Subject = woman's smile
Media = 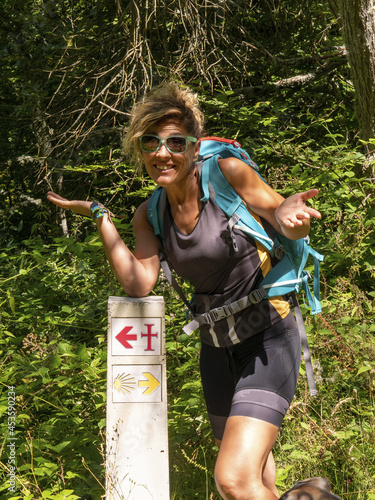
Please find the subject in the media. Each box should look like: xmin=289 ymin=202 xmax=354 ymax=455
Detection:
xmin=142 ymin=121 xmax=200 ymax=187
xmin=153 ymin=162 xmax=176 ymax=171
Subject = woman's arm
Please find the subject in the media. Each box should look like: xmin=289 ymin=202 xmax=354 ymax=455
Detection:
xmin=217 ymin=158 xmax=321 ymax=240
xmin=47 ymin=192 xmax=161 ymax=296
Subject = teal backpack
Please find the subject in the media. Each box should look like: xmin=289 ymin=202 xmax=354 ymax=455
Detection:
xmin=147 ymin=137 xmax=324 ymax=395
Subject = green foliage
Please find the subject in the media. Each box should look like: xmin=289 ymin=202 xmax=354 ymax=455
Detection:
xmin=1 ymin=0 xmax=375 ymax=498
xmin=274 ymin=297 xmax=375 ymax=498
xmin=165 ymin=294 xmax=218 ymax=498
xmin=0 ymin=235 xmax=116 ymax=498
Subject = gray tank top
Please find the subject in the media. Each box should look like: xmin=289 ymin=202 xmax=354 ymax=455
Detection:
xmin=163 ymin=188 xmax=290 ymax=347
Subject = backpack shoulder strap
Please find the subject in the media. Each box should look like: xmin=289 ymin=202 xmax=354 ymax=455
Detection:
xmin=200 ymin=155 xmax=275 ymax=254
xmin=159 ymin=252 xmax=194 ymax=313
xmin=199 ymin=137 xmax=259 ymax=171
xmin=147 ymin=186 xmax=167 ymax=246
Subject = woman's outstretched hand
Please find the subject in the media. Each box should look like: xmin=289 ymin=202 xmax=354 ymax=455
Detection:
xmin=275 ymin=189 xmax=321 ymax=229
xmin=47 ymin=191 xmax=92 ymax=218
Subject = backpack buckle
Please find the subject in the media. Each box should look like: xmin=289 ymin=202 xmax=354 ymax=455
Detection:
xmin=248 ymin=288 xmax=266 ymax=304
xmin=302 ymin=270 xmax=312 ymax=282
xmin=275 ymin=245 xmax=286 ymax=260
xmin=204 ymin=307 xmax=227 ymax=323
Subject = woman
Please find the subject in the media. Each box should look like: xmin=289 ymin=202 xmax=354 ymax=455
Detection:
xmin=48 ymin=82 xmax=321 ymax=500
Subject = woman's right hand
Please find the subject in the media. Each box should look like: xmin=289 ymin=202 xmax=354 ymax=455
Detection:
xmin=47 ymin=191 xmax=92 ymax=218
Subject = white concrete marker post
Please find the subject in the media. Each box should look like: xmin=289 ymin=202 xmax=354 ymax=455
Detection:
xmin=106 ymin=296 xmax=169 ymax=500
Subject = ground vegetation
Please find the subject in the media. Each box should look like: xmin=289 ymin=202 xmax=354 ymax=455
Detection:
xmin=0 ymin=1 xmax=374 ymax=498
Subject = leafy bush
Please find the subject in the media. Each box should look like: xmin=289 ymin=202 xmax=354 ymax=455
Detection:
xmin=1 ymin=9 xmax=375 ymax=495
xmin=0 ymin=235 xmax=113 ymax=499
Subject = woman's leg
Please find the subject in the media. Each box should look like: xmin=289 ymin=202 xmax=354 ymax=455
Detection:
xmin=215 ymin=436 xmax=278 ymax=498
xmin=200 ymin=319 xmax=301 ymax=499
xmin=215 ymin=416 xmax=279 ymax=500
xmin=263 ymin=450 xmax=278 ymax=497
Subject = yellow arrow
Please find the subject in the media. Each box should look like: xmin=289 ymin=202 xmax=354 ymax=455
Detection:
xmin=138 ymin=372 xmax=160 ymax=395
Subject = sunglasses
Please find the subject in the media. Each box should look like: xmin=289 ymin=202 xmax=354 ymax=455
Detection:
xmin=139 ymin=134 xmax=197 ymax=154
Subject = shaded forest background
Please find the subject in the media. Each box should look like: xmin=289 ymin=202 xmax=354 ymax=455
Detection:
xmin=0 ymin=0 xmax=374 ymax=498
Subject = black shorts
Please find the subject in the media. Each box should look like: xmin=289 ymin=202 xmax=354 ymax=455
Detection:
xmin=199 ymin=314 xmax=301 ymax=441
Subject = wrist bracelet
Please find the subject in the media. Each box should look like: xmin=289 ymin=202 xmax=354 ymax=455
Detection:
xmin=90 ymin=201 xmax=108 ymax=221
xmin=275 ymin=212 xmax=282 ymax=227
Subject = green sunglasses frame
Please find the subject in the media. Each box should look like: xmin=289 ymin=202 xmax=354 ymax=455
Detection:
xmin=139 ymin=134 xmax=197 ymax=154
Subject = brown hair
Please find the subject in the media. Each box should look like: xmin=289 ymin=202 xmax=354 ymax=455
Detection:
xmin=122 ymin=82 xmax=205 ymax=169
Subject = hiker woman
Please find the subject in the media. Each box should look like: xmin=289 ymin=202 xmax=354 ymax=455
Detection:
xmin=47 ymin=82 xmax=321 ymax=500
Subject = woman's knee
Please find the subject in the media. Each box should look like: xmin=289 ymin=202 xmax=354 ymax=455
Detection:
xmin=214 ymin=464 xmax=262 ymax=500
xmin=214 ymin=416 xmax=279 ymax=499
xmin=215 ymin=466 xmax=243 ymax=500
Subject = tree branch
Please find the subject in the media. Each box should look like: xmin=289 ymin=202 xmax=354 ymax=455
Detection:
xmin=232 ymin=58 xmax=347 ymax=98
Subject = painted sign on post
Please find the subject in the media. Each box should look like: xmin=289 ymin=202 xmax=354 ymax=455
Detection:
xmin=111 ymin=317 xmax=162 ymax=355
xmin=112 ymin=365 xmax=161 ymax=403
xmin=106 ymin=296 xmax=169 ymax=500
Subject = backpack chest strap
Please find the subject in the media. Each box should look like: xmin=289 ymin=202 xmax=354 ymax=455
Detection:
xmin=182 ymin=275 xmax=306 ymax=336
xmin=182 ymin=287 xmax=268 ymax=335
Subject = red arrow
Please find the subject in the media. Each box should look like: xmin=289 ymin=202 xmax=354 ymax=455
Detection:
xmin=115 ymin=326 xmax=137 ymax=349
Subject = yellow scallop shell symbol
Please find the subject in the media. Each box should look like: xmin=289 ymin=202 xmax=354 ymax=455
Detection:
xmin=114 ymin=373 xmax=136 ymax=395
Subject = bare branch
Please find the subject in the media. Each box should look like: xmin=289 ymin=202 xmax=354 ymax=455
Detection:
xmin=232 ymin=58 xmax=347 ymax=98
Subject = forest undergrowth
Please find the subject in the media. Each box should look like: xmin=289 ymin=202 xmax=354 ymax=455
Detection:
xmin=1 ymin=26 xmax=375 ymax=496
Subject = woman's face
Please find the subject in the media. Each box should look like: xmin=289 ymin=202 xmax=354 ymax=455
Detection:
xmin=141 ymin=120 xmax=200 ymax=188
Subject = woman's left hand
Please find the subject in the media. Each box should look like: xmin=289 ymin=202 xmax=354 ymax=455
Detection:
xmin=275 ymin=189 xmax=321 ymax=229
